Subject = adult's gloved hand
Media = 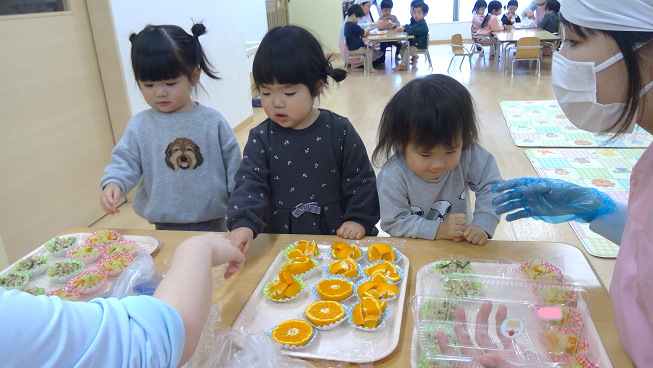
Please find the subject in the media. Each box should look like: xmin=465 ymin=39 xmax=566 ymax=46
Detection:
xmin=491 ymin=178 xmax=616 ymax=223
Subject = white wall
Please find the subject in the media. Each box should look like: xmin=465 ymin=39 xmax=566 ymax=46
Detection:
xmin=241 ymin=0 xmax=268 ymax=43
xmin=428 ymin=21 xmax=473 ymax=41
xmin=289 ymin=0 xmax=342 ymax=54
xmin=109 ymin=0 xmax=253 ymax=128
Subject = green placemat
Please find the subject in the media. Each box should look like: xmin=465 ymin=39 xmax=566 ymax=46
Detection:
xmin=501 ymin=100 xmax=652 ymax=148
xmin=525 ymin=148 xmax=645 ymax=258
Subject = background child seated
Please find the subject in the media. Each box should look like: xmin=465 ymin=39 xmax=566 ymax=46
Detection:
xmin=344 ymin=5 xmax=384 ymax=72
xmin=393 ymin=1 xmax=429 ymax=71
xmin=472 ymin=0 xmax=487 ymax=33
xmin=378 ymin=0 xmax=402 ymax=60
xmin=519 ymin=8 xmax=537 ymax=27
xmin=537 ymin=0 xmax=560 ymax=33
xmin=476 ymin=0 xmax=505 ymax=60
xmin=501 ymin=0 xmax=521 ymax=26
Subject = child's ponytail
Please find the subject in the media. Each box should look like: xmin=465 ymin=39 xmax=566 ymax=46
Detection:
xmin=190 ymin=22 xmax=220 ymax=80
xmin=327 ymin=64 xmax=348 ymax=83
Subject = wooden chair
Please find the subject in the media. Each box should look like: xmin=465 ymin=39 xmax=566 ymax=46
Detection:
xmin=409 ymin=34 xmax=433 ymax=70
xmin=344 ymin=38 xmax=369 ymax=73
xmin=506 ymin=36 xmax=542 ymax=78
xmin=447 ymin=33 xmax=486 ymax=72
xmin=471 ymin=25 xmax=498 ymax=59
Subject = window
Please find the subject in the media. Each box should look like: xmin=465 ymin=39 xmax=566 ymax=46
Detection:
xmin=0 ymin=0 xmax=68 ymax=16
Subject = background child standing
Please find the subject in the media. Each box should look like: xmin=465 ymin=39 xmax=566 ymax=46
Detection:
xmin=100 ymin=24 xmax=241 ymax=232
xmin=227 ymin=25 xmax=380 ymax=255
xmin=374 ymin=75 xmax=502 ymax=245
xmin=393 ymin=1 xmax=429 ymax=71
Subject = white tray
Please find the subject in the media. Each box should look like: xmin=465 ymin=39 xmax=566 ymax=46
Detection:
xmin=409 ymin=261 xmax=612 ymax=368
xmin=232 ymin=239 xmax=410 ymax=364
xmin=2 ymin=232 xmax=161 ymax=302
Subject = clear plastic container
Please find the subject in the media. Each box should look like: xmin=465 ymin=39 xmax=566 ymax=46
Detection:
xmin=410 ymin=273 xmax=592 ymax=367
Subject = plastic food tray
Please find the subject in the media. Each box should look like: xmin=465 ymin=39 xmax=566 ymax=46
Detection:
xmin=409 ymin=260 xmax=612 ymax=368
xmin=2 ymin=232 xmax=161 ymax=302
xmin=231 ymin=240 xmax=410 ymax=364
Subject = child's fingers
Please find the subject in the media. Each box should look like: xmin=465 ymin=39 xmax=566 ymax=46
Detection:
xmin=355 ymin=230 xmax=364 ymax=240
xmin=478 ymin=237 xmax=488 ymax=246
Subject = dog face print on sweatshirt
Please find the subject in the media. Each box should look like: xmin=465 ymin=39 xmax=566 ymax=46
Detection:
xmin=165 ymin=137 xmax=204 ymax=170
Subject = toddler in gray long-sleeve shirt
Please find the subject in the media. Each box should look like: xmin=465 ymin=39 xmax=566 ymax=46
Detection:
xmin=373 ymin=74 xmax=502 ymax=245
xmin=99 ymin=24 xmax=241 ymax=231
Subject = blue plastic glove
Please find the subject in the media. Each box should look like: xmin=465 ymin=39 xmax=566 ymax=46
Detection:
xmin=491 ymin=177 xmax=616 ymax=223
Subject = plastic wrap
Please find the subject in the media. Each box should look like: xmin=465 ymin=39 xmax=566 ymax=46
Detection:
xmin=102 ymin=254 xmax=163 ymax=299
xmin=230 ymin=239 xmax=410 ymax=365
xmin=410 ymin=256 xmax=605 ymax=368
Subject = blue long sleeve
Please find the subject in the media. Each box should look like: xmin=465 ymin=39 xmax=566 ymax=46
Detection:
xmin=0 ymin=289 xmax=184 ymax=368
xmin=589 ymin=201 xmax=627 ymax=245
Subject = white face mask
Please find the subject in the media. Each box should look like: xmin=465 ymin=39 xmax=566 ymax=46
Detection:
xmin=552 ymin=50 xmax=653 ymax=134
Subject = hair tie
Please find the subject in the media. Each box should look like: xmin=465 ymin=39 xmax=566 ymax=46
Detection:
xmin=129 ymin=33 xmax=137 ymax=43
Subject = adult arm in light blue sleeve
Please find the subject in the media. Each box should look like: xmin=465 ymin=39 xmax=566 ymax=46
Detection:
xmin=99 ymin=124 xmax=143 ymax=194
xmin=589 ymin=201 xmax=627 ymax=245
xmin=0 ymin=289 xmax=184 ymax=368
xmin=378 ymin=169 xmax=442 ymax=240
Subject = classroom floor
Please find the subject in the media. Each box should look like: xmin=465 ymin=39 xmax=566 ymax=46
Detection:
xmin=93 ymin=44 xmax=617 ymax=290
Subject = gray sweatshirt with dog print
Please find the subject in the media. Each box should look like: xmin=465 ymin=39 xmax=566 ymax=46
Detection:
xmin=376 ymin=143 xmax=502 ymax=240
xmin=100 ymin=104 xmax=241 ymax=223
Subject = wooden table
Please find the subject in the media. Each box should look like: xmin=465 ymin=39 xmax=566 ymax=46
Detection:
xmin=362 ymin=31 xmax=414 ymax=74
xmin=492 ymin=28 xmax=561 ymax=72
xmin=63 ymin=228 xmax=633 ymax=367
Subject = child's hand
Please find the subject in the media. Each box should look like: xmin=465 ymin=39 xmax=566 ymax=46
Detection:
xmin=228 ymin=227 xmax=254 ymax=255
xmin=396 ymin=26 xmax=404 ymax=32
xmin=100 ymin=183 xmax=122 ymax=215
xmin=336 ymin=221 xmax=365 ymax=240
xmin=364 ymin=27 xmax=371 ymax=36
xmin=463 ymin=224 xmax=489 ymax=246
xmin=435 ymin=213 xmax=466 ymax=241
xmin=186 ymin=233 xmax=245 ymax=279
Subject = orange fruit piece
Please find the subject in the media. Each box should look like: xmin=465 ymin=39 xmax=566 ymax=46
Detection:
xmin=335 ymin=247 xmax=355 ymax=260
xmin=351 ymin=244 xmax=362 ymax=259
xmin=284 ymin=256 xmax=314 ymax=275
xmin=341 ymin=267 xmax=358 ymax=278
xmin=357 ymin=280 xmax=380 ymax=298
xmin=283 ymin=282 xmax=302 ymax=298
xmin=374 ymin=243 xmax=393 ymax=255
xmin=382 ymin=249 xmax=396 ymax=261
xmin=296 ymin=240 xmax=319 ymax=257
xmin=279 ymin=271 xmax=295 ymax=284
xmin=363 ymin=314 xmax=380 ymax=329
xmin=305 ymin=301 xmax=345 ymax=326
xmin=372 ymin=273 xmax=389 ymax=285
xmin=271 ymin=320 xmax=314 ymax=347
xmin=352 ymin=303 xmax=364 ymax=325
xmin=386 ymin=270 xmax=401 ymax=282
xmin=331 ymin=241 xmax=349 ymax=250
xmin=316 ymin=278 xmax=353 ymax=301
xmin=328 ymin=259 xmax=349 ymax=274
xmin=269 ymin=281 xmax=289 ymax=300
xmin=352 ymin=297 xmax=385 ymax=328
xmin=367 ymin=247 xmax=382 ymax=262
xmin=287 ymin=249 xmax=304 ymax=260
xmin=376 ymin=283 xmax=399 ymax=299
xmin=365 ymin=263 xmax=388 ymax=277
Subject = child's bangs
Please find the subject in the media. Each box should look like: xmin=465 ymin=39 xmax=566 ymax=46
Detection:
xmin=131 ymin=36 xmax=189 ymax=82
xmin=253 ymin=27 xmax=322 ymax=94
xmin=406 ymin=103 xmax=463 ymax=152
xmin=253 ymin=45 xmax=312 ymax=89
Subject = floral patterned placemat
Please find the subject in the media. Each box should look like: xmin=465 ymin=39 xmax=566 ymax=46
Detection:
xmin=501 ymin=100 xmax=652 ymax=148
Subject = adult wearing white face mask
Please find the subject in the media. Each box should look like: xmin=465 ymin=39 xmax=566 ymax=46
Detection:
xmin=488 ymin=0 xmax=653 ymax=367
